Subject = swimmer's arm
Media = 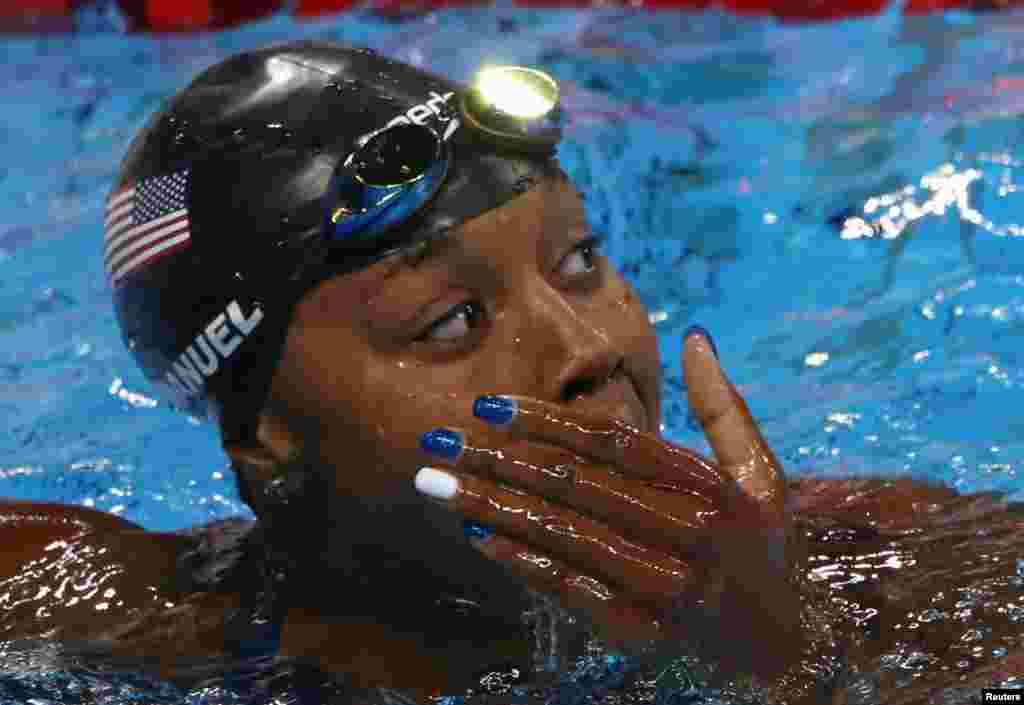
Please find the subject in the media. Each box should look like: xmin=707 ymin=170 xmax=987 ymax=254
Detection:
xmin=788 ymin=475 xmax=1023 ymax=703
xmin=789 ymin=475 xmax=1007 ymax=527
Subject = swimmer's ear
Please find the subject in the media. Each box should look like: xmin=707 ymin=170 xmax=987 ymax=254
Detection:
xmin=224 ymin=411 xmax=301 ymax=467
xmin=224 ymin=444 xmax=279 ymax=482
xmin=224 ymin=412 xmax=304 ymax=513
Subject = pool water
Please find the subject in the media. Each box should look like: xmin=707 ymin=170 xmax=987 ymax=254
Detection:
xmin=2 ymin=2 xmax=1024 ymax=703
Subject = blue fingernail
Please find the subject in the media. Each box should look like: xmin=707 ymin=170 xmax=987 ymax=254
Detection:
xmin=463 ymin=520 xmax=494 ymax=542
xmin=684 ymin=324 xmax=719 ymax=360
xmin=473 ymin=395 xmax=518 ymax=426
xmin=420 ymin=428 xmax=464 ymax=460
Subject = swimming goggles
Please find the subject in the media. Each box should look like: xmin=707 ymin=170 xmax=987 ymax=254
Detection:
xmin=322 ymin=65 xmax=563 ymax=249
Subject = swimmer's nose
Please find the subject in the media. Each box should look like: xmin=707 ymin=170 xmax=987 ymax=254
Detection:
xmin=556 ymin=351 xmax=623 ymax=405
xmin=519 ymin=276 xmax=623 ymax=406
xmin=560 ymin=357 xmax=623 ymax=403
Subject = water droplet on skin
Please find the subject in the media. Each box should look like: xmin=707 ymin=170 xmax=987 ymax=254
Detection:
xmin=960 ymin=628 xmax=984 ymax=643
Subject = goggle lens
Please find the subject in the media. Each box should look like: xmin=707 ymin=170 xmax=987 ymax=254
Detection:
xmin=328 ymin=122 xmax=449 ymax=242
xmin=351 ymin=123 xmax=440 ymax=188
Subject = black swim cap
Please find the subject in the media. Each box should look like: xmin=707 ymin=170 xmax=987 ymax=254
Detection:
xmin=107 ymin=40 xmax=562 ymax=443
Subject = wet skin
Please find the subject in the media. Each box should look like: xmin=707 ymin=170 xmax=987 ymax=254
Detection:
xmin=1 ymin=174 xmax=1022 ymax=701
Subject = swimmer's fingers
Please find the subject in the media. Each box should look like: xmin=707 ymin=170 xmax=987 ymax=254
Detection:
xmin=415 ymin=468 xmax=695 ymax=606
xmin=681 ymin=328 xmax=787 ymax=520
xmin=469 ymin=396 xmax=732 ymax=504
xmin=468 ymin=532 xmax=664 ymax=652
xmin=435 ymin=439 xmax=711 ymax=559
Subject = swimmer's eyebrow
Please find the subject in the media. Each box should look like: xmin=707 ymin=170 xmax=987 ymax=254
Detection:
xmin=378 ymin=172 xmax=576 ymax=281
xmin=403 ymin=233 xmax=456 ymax=268
xmin=379 ymin=232 xmax=457 ymax=281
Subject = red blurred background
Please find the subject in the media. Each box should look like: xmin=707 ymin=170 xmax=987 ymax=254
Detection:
xmin=1 ymin=0 xmax=1019 ymax=35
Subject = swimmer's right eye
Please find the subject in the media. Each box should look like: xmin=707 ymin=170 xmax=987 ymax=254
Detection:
xmin=416 ymin=300 xmax=487 ymax=343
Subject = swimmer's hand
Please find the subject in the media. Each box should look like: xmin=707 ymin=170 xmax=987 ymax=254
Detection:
xmin=413 ymin=329 xmax=803 ymax=681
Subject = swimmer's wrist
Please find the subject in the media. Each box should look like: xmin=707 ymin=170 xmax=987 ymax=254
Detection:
xmin=687 ymin=538 xmax=805 ymax=681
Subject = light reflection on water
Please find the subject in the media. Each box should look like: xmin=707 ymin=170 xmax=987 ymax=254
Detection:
xmin=1 ymin=3 xmax=1024 ymax=704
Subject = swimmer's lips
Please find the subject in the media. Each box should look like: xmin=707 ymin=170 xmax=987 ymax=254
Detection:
xmin=569 ymin=375 xmax=649 ymax=434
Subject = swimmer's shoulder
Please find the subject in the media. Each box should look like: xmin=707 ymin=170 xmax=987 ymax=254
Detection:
xmin=0 ymin=497 xmax=185 ymax=589
xmin=0 ymin=499 xmax=228 ymax=640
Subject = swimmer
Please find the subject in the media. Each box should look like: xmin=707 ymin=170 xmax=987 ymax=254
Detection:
xmin=2 ymin=41 xmax=1022 ymax=704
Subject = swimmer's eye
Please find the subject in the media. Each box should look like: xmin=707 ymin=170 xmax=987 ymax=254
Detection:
xmin=557 ymin=234 xmax=605 ymax=280
xmin=416 ymin=235 xmax=606 ymax=344
xmin=418 ymin=300 xmax=486 ymax=343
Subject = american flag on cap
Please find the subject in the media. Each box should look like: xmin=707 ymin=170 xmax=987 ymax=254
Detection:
xmin=104 ymin=170 xmax=191 ymax=286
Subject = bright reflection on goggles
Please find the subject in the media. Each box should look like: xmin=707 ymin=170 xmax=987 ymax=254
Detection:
xmin=473 ymin=66 xmax=558 ymax=120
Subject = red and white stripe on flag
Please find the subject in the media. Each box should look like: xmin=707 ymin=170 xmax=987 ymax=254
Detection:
xmin=104 ymin=170 xmax=191 ymax=286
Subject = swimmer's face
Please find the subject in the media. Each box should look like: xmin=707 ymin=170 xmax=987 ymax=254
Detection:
xmin=264 ymin=174 xmax=662 ymax=506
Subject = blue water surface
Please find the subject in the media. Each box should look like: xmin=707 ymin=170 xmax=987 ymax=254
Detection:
xmin=2 ymin=2 xmax=1024 ymax=703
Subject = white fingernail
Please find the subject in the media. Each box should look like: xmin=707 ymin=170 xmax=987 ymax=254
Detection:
xmin=414 ymin=467 xmax=459 ymax=501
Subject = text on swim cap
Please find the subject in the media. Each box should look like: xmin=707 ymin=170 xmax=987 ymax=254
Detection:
xmin=386 ymin=91 xmax=456 ymax=130
xmin=164 ymin=300 xmax=263 ymax=397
